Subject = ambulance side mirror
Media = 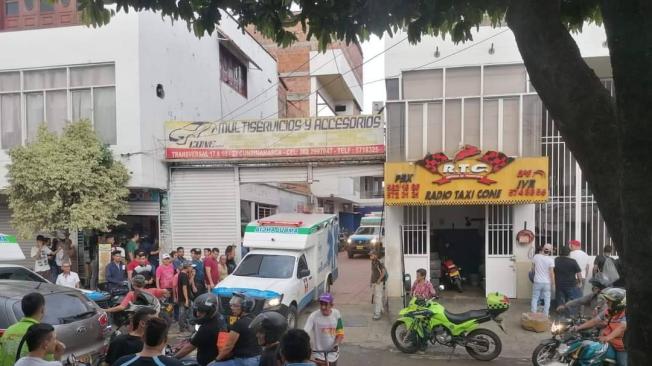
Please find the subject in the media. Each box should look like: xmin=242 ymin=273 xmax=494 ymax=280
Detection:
xmin=299 ymin=268 xmax=311 ymax=278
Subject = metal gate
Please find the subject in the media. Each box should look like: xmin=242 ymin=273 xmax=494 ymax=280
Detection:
xmin=485 ymin=205 xmax=516 ymax=297
xmin=536 ymin=108 xmax=614 ymax=256
xmin=401 ymin=206 xmax=429 ymax=283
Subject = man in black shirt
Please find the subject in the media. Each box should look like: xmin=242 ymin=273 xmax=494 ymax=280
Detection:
xmin=175 ymin=293 xmax=226 ymax=366
xmin=554 ymin=246 xmax=582 ymax=311
xmin=250 ymin=311 xmax=287 ymax=366
xmin=114 ymin=317 xmax=182 ymax=366
xmin=177 ymin=262 xmax=193 ymax=332
xmin=215 ymin=294 xmax=261 ymax=364
xmin=104 ymin=307 xmax=157 ymax=365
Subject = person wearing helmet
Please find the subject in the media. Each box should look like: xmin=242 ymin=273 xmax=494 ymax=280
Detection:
xmin=250 ymin=311 xmax=287 ymax=366
xmin=211 ymin=293 xmax=261 ymax=365
xmin=556 ymin=273 xmax=610 ymax=317
xmin=303 ymin=293 xmax=343 ymax=366
xmin=572 ymin=288 xmax=627 ymax=366
xmin=174 ymin=293 xmax=226 ymax=366
xmin=106 ymin=275 xmax=168 ymax=313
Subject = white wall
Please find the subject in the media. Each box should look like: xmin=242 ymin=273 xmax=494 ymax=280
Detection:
xmin=0 ymin=12 xmax=142 ymax=188
xmin=240 ymin=183 xmax=309 ymax=212
xmin=310 ymin=49 xmax=363 ymax=107
xmin=0 ymin=10 xmax=278 ymax=191
xmin=384 ymin=24 xmax=609 ymax=79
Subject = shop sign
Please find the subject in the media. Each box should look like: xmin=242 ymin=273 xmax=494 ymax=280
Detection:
xmin=127 ymin=189 xmax=159 ymax=202
xmin=385 ymin=145 xmax=549 ymax=205
xmin=164 ymin=115 xmax=385 ymax=161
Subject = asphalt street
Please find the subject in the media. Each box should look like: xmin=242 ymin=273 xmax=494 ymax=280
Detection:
xmin=339 ymin=345 xmax=532 ymax=366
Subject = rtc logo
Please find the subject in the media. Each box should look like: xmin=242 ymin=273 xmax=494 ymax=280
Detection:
xmin=416 ymin=145 xmax=515 ymax=185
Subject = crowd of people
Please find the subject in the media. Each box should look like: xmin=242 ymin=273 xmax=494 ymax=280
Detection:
xmin=529 ymin=239 xmax=627 ymax=365
xmin=30 ymin=235 xmax=77 ymax=287
xmin=0 ymin=290 xmax=344 ymax=366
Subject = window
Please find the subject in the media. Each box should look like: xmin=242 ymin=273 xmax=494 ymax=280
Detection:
xmin=255 ymin=203 xmax=276 ymax=220
xmin=234 ymin=254 xmax=295 ymax=279
xmin=24 ymin=0 xmax=34 ymax=10
xmin=0 ymin=64 xmax=116 ymax=147
xmin=220 ymin=44 xmax=247 ymax=97
xmin=385 ymin=78 xmax=399 ymax=100
xmin=12 ymin=293 xmax=95 ymax=325
xmin=39 ymin=0 xmax=53 ymax=12
xmin=5 ymin=0 xmax=19 ymax=15
xmin=297 ymin=255 xmax=308 ymax=278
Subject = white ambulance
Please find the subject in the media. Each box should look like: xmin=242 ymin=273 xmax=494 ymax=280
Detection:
xmin=214 ymin=213 xmax=339 ymax=327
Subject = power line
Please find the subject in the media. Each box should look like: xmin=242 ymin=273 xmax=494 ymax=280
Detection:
xmin=217 ymin=49 xmax=321 ymax=122
xmin=222 ymin=36 xmax=408 ymax=122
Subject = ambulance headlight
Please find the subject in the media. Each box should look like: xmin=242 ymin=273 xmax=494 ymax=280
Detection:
xmin=347 ymin=238 xmax=352 ymax=244
xmin=371 ymin=238 xmax=379 ymax=245
xmin=264 ymin=295 xmax=283 ymax=308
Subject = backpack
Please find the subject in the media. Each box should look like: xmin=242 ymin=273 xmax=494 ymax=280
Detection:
xmin=375 ymin=261 xmax=388 ymax=283
xmin=602 ymin=257 xmax=620 ymax=285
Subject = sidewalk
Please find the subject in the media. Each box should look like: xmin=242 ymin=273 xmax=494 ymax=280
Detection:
xmin=299 ymin=291 xmax=550 ymax=360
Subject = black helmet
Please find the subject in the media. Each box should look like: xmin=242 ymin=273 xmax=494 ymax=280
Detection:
xmin=250 ymin=311 xmax=288 ymax=344
xmin=192 ymin=293 xmax=219 ymax=325
xmin=589 ymin=273 xmax=610 ymax=290
xmin=601 ymin=288 xmax=626 ymax=315
xmin=126 ymin=289 xmax=161 ymax=314
xmin=230 ymin=293 xmax=255 ymax=314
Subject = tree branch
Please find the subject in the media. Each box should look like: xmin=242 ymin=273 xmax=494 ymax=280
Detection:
xmin=506 ymin=0 xmax=623 ymax=248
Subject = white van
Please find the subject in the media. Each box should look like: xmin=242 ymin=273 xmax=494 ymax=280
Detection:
xmin=214 ymin=213 xmax=339 ymax=327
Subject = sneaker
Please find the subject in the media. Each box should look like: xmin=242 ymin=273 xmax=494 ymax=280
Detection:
xmin=372 ymin=315 xmax=381 ymax=320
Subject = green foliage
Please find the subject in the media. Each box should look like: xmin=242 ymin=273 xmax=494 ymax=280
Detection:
xmin=7 ymin=121 xmax=130 ymax=239
xmin=77 ymin=0 xmax=601 ymax=48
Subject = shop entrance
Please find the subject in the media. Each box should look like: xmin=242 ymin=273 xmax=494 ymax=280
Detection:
xmin=401 ymin=205 xmax=516 ymax=298
xmin=430 ymin=206 xmax=485 ymax=297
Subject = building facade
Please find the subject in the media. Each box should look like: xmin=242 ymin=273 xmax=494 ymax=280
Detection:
xmin=0 ymin=5 xmax=278 ymax=271
xmin=382 ymin=24 xmax=614 ymax=298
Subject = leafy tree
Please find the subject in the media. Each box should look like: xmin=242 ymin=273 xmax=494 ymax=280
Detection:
xmin=78 ymin=0 xmax=651 ymax=362
xmin=7 ymin=121 xmax=130 ymax=238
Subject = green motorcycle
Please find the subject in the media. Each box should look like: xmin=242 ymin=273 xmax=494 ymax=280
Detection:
xmin=391 ymin=292 xmax=510 ymax=361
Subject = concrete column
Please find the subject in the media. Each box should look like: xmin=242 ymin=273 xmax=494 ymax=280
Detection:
xmin=512 ymin=204 xmax=535 ymax=299
xmin=385 ymin=205 xmax=404 ymax=297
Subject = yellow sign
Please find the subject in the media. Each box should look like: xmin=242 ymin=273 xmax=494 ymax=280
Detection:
xmin=165 ymin=115 xmax=385 ymax=161
xmin=385 ymin=146 xmax=549 ymax=206
xmin=97 ymin=244 xmax=112 ymax=283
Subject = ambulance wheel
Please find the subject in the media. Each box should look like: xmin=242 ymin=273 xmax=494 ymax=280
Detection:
xmin=326 ymin=275 xmax=333 ymax=293
xmin=287 ymin=304 xmax=298 ymax=329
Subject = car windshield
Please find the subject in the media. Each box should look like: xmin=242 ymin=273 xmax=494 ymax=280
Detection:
xmin=0 ymin=268 xmax=47 ymax=282
xmin=234 ymin=254 xmax=295 ymax=279
xmin=12 ymin=292 xmax=95 ymax=325
xmin=355 ymin=226 xmax=379 ymax=235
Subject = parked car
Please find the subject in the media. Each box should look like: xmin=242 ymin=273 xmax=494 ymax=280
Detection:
xmin=0 ymin=264 xmax=112 ymax=307
xmin=0 ymin=280 xmax=111 ymax=364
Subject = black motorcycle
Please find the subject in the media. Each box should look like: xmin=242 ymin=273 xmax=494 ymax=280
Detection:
xmin=531 ymin=316 xmax=599 ymax=366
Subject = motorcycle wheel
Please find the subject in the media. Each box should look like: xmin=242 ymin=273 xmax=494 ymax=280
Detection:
xmin=532 ymin=342 xmax=561 ymax=366
xmin=391 ymin=320 xmax=420 ymax=354
xmin=454 ymin=278 xmax=463 ymax=292
xmin=465 ymin=328 xmax=502 ymax=361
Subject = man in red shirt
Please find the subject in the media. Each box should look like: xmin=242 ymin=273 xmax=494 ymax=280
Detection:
xmin=105 ymin=275 xmax=168 ymax=313
xmin=203 ymin=249 xmax=220 ymax=290
xmin=128 ymin=251 xmax=153 ymax=286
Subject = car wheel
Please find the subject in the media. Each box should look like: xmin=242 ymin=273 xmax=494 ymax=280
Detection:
xmin=347 ymin=250 xmax=354 ymax=259
xmin=287 ymin=304 xmax=298 ymax=329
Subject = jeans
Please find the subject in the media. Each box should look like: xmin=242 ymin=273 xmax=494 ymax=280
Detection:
xmin=372 ymin=283 xmax=384 ymax=317
xmin=556 ymin=286 xmax=582 ymax=313
xmin=616 ymin=350 xmax=627 ymax=366
xmin=531 ymin=282 xmax=552 ymax=315
xmin=208 ymin=356 xmax=261 ymax=366
xmin=178 ymin=303 xmax=190 ymax=331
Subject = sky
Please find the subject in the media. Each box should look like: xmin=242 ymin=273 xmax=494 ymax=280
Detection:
xmin=361 ymin=35 xmax=386 ymax=114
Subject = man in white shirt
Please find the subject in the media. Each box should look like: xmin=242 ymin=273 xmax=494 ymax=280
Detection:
xmin=55 ymin=263 xmax=80 ymax=289
xmin=531 ymin=243 xmax=555 ymax=316
xmin=569 ymin=240 xmax=590 ymax=288
xmin=30 ymin=236 xmax=52 ymax=282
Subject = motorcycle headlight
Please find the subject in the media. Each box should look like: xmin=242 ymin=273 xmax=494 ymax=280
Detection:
xmin=264 ymin=295 xmax=283 ymax=308
xmin=551 ymin=322 xmax=565 ymax=334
